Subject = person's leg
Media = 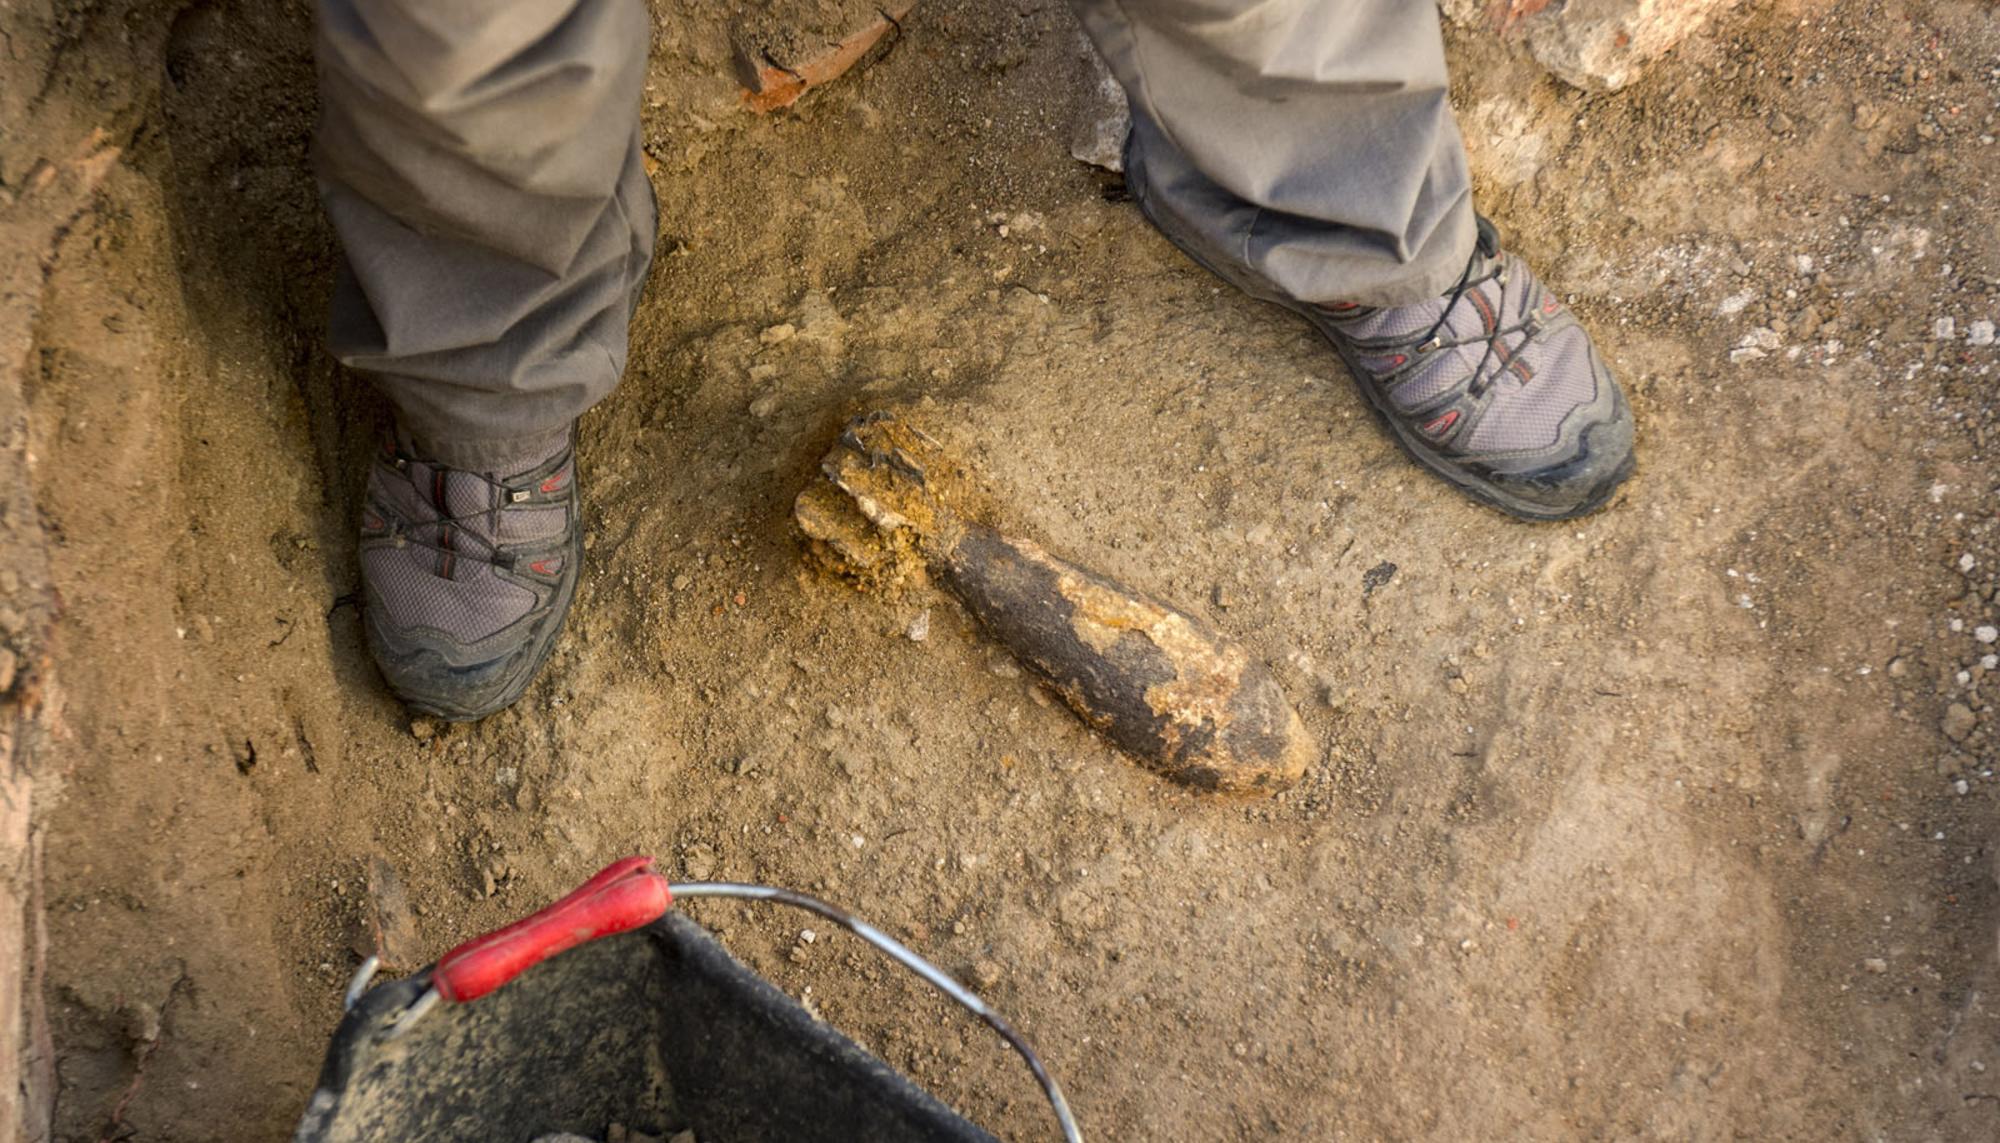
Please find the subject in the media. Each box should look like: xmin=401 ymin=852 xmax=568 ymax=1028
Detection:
xmin=314 ymin=0 xmax=655 ymax=719
xmin=1074 ymin=0 xmax=1635 ymax=519
xmin=1072 ymin=0 xmax=1475 ymax=307
xmin=316 ymin=0 xmax=655 ymax=469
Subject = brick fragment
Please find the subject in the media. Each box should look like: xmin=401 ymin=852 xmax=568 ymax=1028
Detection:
xmin=736 ymin=2 xmax=918 ymax=114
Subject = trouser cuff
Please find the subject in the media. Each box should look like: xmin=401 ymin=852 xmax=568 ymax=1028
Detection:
xmin=402 ymin=420 xmax=574 ymax=475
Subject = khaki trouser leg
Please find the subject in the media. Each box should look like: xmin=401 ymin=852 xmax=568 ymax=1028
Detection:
xmin=1071 ymin=0 xmax=1476 ymax=307
xmin=314 ymin=0 xmax=656 ymax=470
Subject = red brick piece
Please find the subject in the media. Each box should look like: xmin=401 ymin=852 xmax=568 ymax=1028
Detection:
xmin=738 ymin=2 xmax=918 ymax=114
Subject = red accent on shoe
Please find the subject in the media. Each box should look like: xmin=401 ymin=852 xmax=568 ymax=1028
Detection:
xmin=1543 ymin=297 xmax=1561 ymax=315
xmin=1423 ymin=410 xmax=1460 ymax=437
xmin=362 ymin=511 xmax=385 ymax=532
xmin=529 ymin=559 xmax=558 ymax=576
xmin=539 ymin=471 xmax=568 ymax=494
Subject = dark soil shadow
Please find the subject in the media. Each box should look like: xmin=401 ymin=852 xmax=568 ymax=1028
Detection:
xmin=158 ymin=0 xmax=381 ymax=693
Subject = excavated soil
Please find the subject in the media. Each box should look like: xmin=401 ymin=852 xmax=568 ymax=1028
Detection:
xmin=13 ymin=0 xmax=2000 ymax=1139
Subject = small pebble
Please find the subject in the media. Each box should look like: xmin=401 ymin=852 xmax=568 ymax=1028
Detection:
xmin=799 ymin=928 xmax=817 ymax=944
xmin=1955 ymin=779 xmax=1971 ymax=795
xmin=1943 ymin=702 xmax=1978 ymax=742
xmin=1717 ymin=290 xmax=1755 ymax=317
xmin=971 ymin=958 xmax=1002 ymax=989
xmin=759 ymin=323 xmax=795 ymax=345
xmin=1977 ymin=626 xmax=1998 ymax=645
xmin=1934 ymin=317 xmax=1957 ymax=340
xmin=1970 ymin=320 xmax=1996 ymax=347
xmin=906 ymin=610 xmax=931 ymax=642
xmin=1863 ymin=958 xmax=1888 ymax=974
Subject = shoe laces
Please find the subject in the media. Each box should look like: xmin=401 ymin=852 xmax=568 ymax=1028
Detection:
xmin=379 ymin=452 xmax=544 ymax=575
xmin=1407 ymin=217 xmax=1542 ymax=399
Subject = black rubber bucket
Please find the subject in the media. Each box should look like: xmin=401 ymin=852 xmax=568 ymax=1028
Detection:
xmin=291 ymin=859 xmax=1075 ymax=1143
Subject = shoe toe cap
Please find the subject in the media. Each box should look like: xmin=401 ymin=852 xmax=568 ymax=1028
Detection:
xmin=362 ymin=601 xmax=561 ymax=721
xmin=1480 ymin=386 xmax=1636 ymax=519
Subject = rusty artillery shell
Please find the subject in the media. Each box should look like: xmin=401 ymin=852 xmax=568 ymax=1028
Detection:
xmin=795 ymin=411 xmax=1311 ymax=794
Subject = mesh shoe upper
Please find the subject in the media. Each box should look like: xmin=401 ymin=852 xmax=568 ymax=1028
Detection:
xmin=1316 ymin=220 xmax=1599 ymax=454
xmin=359 ymin=430 xmax=581 ymax=718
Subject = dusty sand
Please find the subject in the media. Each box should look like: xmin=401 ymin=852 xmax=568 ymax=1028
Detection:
xmin=12 ymin=0 xmax=2000 ymax=1138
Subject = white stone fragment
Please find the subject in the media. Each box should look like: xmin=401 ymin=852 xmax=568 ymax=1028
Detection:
xmin=1717 ymin=290 xmax=1755 ymax=316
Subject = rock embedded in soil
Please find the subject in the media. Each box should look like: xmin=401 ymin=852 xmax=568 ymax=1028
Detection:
xmin=1069 ymin=33 xmax=1129 ymax=172
xmin=364 ymin=857 xmax=424 ymax=971
xmin=795 ymin=411 xmax=1313 ymax=794
xmin=1445 ymin=0 xmax=1741 ymax=91
xmin=1942 ymin=702 xmax=1977 ymax=742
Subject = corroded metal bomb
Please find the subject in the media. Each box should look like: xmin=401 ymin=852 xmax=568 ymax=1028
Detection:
xmin=795 ymin=411 xmax=1312 ymax=794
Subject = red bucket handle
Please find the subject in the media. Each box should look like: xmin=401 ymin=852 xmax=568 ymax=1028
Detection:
xmin=431 ymin=855 xmax=673 ymax=1003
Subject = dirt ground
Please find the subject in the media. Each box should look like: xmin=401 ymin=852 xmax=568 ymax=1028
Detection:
xmin=12 ymin=0 xmax=2000 ymax=1138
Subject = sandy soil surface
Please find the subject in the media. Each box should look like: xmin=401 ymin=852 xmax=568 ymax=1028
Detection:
xmin=14 ymin=0 xmax=2000 ymax=1139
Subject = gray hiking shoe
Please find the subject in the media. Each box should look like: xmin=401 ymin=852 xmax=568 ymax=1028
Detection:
xmin=358 ymin=429 xmax=582 ymax=721
xmin=1295 ymin=216 xmax=1634 ymax=520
